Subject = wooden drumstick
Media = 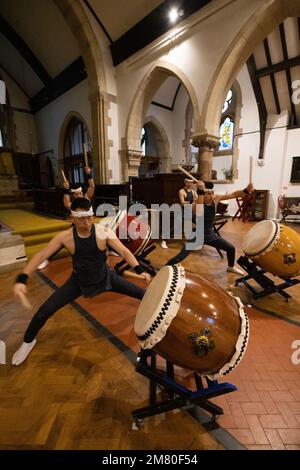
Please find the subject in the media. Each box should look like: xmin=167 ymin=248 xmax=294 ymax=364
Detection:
xmin=19 ymin=292 xmax=32 ymax=310
xmin=122 ymin=269 xmax=146 ymax=281
xmin=83 ymin=143 xmax=88 ymax=167
xmin=177 ymin=165 xmax=198 ymax=183
xmin=61 ymin=169 xmax=67 ymax=182
xmin=249 ymin=156 xmax=253 ymax=184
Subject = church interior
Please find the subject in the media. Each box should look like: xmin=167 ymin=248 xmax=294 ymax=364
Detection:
xmin=1 ymin=0 xmax=300 ymax=451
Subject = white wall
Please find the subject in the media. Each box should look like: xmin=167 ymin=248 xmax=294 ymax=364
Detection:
xmin=116 ymin=0 xmax=262 ymax=145
xmin=35 ymin=79 xmax=91 ymax=186
xmin=213 ymin=63 xmax=300 ymax=220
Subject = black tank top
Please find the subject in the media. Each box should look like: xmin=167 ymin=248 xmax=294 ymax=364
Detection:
xmin=184 ymin=189 xmax=194 ymax=203
xmin=204 ymin=203 xmax=215 ymax=239
xmin=72 ymin=224 xmax=111 ymax=297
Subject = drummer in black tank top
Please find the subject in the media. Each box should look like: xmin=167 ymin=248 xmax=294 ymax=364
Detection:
xmin=166 ymin=180 xmax=254 ymax=275
xmin=12 ymin=197 xmax=151 ymax=366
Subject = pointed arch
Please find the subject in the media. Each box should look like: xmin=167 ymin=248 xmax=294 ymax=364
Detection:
xmin=201 ymin=0 xmax=298 ymax=137
xmin=125 ymin=60 xmax=200 ymax=153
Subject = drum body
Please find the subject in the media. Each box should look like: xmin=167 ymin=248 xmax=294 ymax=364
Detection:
xmin=98 ymin=210 xmax=152 ymax=256
xmin=242 ymin=220 xmax=300 ymax=277
xmin=134 ymin=265 xmax=249 ymax=379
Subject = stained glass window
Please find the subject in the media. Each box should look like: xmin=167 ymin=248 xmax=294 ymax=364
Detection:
xmin=219 ymin=117 xmax=234 ymax=150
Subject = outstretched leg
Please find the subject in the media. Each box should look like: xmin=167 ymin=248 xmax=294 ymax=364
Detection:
xmin=109 ymin=270 xmax=145 ymax=300
xmin=12 ymin=274 xmax=81 ymax=365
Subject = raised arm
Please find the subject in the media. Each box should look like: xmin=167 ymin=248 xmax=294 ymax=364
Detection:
xmin=63 ymin=179 xmax=72 ymax=210
xmin=14 ymin=232 xmax=66 ymax=308
xmin=85 ymin=167 xmax=95 ymax=200
xmin=214 ymin=183 xmax=254 ymax=204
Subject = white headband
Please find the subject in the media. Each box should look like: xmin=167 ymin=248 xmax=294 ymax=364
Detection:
xmin=71 ymin=187 xmax=82 ymax=194
xmin=71 ymin=208 xmax=94 ymax=218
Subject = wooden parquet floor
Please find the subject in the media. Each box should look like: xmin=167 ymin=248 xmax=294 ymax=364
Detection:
xmin=1 ymin=219 xmax=300 ymax=450
xmin=0 ymin=270 xmax=223 ymax=450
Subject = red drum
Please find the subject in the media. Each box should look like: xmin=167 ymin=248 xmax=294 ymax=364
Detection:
xmin=134 ymin=265 xmax=249 ymax=379
xmin=108 ymin=210 xmax=152 ymax=256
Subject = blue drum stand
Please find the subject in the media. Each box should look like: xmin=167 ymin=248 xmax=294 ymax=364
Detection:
xmin=236 ymin=255 xmax=300 ymax=301
xmin=132 ymin=349 xmax=237 ymax=430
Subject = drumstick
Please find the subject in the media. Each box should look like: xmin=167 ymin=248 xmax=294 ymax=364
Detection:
xmin=83 ymin=143 xmax=88 ymax=167
xmin=122 ymin=270 xmax=145 ymax=281
xmin=177 ymin=165 xmax=198 ymax=183
xmin=61 ymin=169 xmax=67 ymax=182
xmin=249 ymin=156 xmax=253 ymax=184
xmin=19 ymin=292 xmax=32 ymax=310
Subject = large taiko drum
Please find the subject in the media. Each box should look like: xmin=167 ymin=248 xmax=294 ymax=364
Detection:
xmin=242 ymin=220 xmax=300 ymax=277
xmin=99 ymin=210 xmax=153 ymax=257
xmin=134 ymin=265 xmax=249 ymax=379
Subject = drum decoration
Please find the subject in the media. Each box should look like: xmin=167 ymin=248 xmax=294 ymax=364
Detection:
xmin=242 ymin=220 xmax=300 ymax=278
xmin=134 ymin=265 xmax=249 ymax=379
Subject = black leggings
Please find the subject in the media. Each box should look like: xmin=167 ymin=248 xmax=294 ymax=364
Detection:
xmin=24 ymin=270 xmax=145 ymax=343
xmin=166 ymin=235 xmax=235 ymax=267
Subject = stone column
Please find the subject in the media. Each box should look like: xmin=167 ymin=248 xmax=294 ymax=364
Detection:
xmin=89 ymin=90 xmax=109 ymax=184
xmin=127 ymin=150 xmax=143 ymax=177
xmin=192 ymin=134 xmax=219 ymax=180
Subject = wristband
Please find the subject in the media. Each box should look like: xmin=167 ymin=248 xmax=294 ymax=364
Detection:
xmin=87 ymin=174 xmax=93 ymax=179
xmin=134 ymin=265 xmax=144 ymax=274
xmin=63 ymin=188 xmax=71 ymax=195
xmin=16 ymin=273 xmax=29 ymax=284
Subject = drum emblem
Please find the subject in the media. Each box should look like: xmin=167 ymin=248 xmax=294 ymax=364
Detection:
xmin=188 ymin=328 xmax=215 ymax=358
xmin=283 ymin=253 xmax=296 ymax=265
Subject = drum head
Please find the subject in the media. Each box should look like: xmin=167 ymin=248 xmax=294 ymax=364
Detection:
xmin=134 ymin=265 xmax=185 ymax=348
xmin=243 ymin=220 xmax=279 ymax=256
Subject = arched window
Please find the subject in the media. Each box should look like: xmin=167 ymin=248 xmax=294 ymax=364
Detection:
xmin=212 ymin=85 xmax=240 ymax=181
xmin=219 ymin=89 xmax=235 ymax=152
xmin=63 ymin=117 xmax=92 ymax=185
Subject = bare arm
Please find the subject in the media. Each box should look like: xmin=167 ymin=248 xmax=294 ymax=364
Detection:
xmin=178 ymin=189 xmax=186 ymax=206
xmin=23 ymin=233 xmax=65 ymax=277
xmin=14 ymin=232 xmax=66 ymax=308
xmin=96 ymin=225 xmax=151 ymax=283
xmin=214 ymin=183 xmax=254 ymax=203
xmin=85 ymin=167 xmax=95 ymax=200
xmin=63 ymin=179 xmax=72 ymax=210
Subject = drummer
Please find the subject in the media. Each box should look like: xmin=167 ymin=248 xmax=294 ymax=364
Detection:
xmin=161 ymin=178 xmax=198 ymax=249
xmin=166 ymin=180 xmax=254 ymax=275
xmin=12 ymin=197 xmax=151 ymax=366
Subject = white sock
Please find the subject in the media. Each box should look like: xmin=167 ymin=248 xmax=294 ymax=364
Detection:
xmin=12 ymin=340 xmax=37 ymax=366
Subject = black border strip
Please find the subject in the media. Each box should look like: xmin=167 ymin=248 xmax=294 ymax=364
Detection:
xmin=36 ymin=269 xmax=246 ymax=450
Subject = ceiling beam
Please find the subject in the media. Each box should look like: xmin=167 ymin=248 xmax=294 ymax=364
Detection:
xmin=83 ymin=0 xmax=113 ymax=44
xmin=0 ymin=14 xmax=52 ymax=86
xmin=255 ymin=55 xmax=300 ymax=79
xmin=279 ymin=22 xmax=297 ymax=125
xmin=247 ymin=55 xmax=267 ymax=160
xmin=29 ymin=57 xmax=87 ymax=113
xmin=110 ymin=0 xmax=213 ymax=66
xmin=263 ymin=38 xmax=281 ymax=114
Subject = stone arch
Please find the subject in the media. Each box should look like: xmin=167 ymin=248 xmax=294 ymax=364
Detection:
xmin=58 ymin=111 xmax=91 ymax=182
xmin=201 ymin=0 xmax=299 ymax=138
xmin=143 ymin=116 xmax=171 ymax=173
xmin=53 ymin=0 xmax=110 ymax=182
xmin=124 ymin=60 xmax=200 ymax=177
